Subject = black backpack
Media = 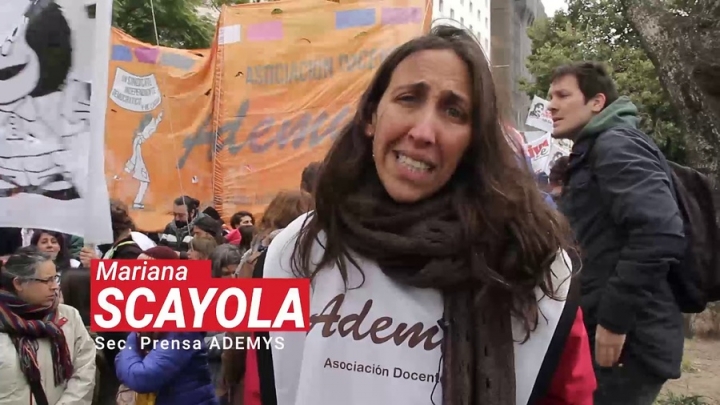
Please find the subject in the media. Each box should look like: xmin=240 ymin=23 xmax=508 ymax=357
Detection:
xmin=588 ymin=128 xmax=720 ymax=313
xmin=665 ymin=161 xmax=720 ymax=312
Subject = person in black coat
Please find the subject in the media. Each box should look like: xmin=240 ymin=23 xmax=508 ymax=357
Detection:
xmin=0 ymin=227 xmax=22 ymax=256
xmin=550 ymin=62 xmax=685 ymax=405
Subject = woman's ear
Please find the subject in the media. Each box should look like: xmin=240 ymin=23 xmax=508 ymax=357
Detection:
xmin=12 ymin=277 xmax=25 ymax=293
xmin=365 ymin=113 xmax=377 ymax=138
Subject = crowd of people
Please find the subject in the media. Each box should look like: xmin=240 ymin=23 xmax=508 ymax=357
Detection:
xmin=0 ymin=164 xmax=317 ymax=405
xmin=0 ymin=25 xmax=699 ymax=405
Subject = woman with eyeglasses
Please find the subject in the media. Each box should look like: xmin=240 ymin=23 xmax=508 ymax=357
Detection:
xmin=0 ymin=246 xmax=96 ymax=404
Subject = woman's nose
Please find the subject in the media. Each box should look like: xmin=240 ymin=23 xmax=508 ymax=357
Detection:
xmin=407 ymin=113 xmax=438 ymax=145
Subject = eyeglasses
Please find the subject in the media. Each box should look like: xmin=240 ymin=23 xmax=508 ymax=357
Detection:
xmin=27 ymin=275 xmax=60 ymax=285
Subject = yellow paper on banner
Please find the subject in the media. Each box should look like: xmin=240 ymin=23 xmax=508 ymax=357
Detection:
xmin=104 ymin=29 xmax=216 ymax=231
xmin=214 ymin=0 xmax=431 ymax=219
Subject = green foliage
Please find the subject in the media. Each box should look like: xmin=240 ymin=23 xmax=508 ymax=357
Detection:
xmin=522 ymin=0 xmax=687 ymax=163
xmin=211 ymin=0 xmax=252 ymax=7
xmin=112 ymin=0 xmax=217 ymax=49
xmin=111 ymin=0 xmax=252 ymax=49
xmin=655 ymin=393 xmax=710 ymax=405
xmin=680 ymin=357 xmax=698 ymax=373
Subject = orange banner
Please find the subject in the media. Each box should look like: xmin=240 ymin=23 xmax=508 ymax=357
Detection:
xmin=104 ymin=29 xmax=216 ymax=231
xmin=106 ymin=0 xmax=430 ymax=228
xmin=213 ymin=0 xmax=431 ymax=219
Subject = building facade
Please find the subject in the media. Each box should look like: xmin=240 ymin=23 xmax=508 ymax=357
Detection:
xmin=490 ymin=0 xmax=545 ymax=129
xmin=431 ymin=0 xmax=492 ymax=58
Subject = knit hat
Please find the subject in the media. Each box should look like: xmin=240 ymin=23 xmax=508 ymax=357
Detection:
xmin=224 ymin=228 xmax=242 ymax=246
xmin=141 ymin=246 xmax=178 ymax=260
xmin=193 ymin=216 xmax=222 ymax=237
xmin=202 ymin=206 xmax=222 ymax=223
xmin=193 ymin=216 xmax=225 ymax=244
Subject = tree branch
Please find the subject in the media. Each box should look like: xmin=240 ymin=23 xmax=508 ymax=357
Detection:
xmin=621 ymin=0 xmax=720 ymax=175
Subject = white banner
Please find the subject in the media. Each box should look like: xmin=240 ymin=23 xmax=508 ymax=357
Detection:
xmin=0 ymin=0 xmax=113 ymax=244
xmin=525 ymin=96 xmax=553 ymax=133
xmin=523 ymin=130 xmax=546 ymax=143
xmin=543 ymin=139 xmax=572 ymax=174
xmin=109 ymin=67 xmax=162 ymax=112
xmin=525 ymin=132 xmax=553 ymax=174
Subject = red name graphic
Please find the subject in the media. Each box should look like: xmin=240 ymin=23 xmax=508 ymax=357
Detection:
xmin=90 ymin=260 xmax=310 ymax=332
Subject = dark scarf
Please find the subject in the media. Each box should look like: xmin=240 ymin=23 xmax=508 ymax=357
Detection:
xmin=0 ymin=289 xmax=74 ymax=387
xmin=336 ymin=182 xmax=516 ymax=405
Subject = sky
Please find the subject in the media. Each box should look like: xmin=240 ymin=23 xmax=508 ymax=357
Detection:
xmin=541 ymin=0 xmax=567 ymax=16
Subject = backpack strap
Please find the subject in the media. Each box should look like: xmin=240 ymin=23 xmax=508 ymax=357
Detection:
xmin=526 ymin=275 xmax=581 ymax=404
xmin=102 ymin=240 xmax=138 ymax=259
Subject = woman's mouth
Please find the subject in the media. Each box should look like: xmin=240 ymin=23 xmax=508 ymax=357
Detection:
xmin=395 ymin=152 xmax=435 ymax=173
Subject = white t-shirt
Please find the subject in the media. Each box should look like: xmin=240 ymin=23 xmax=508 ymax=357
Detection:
xmin=265 ymin=213 xmax=573 ymax=405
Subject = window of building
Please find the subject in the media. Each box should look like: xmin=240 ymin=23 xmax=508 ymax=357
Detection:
xmin=460 ymin=0 xmax=464 ymax=5
xmin=439 ymin=0 xmax=443 ymax=12
xmin=461 ymin=17 xmax=464 ymax=25
xmin=469 ymin=1 xmax=473 ymax=11
xmin=477 ymin=31 xmax=481 ymax=39
xmin=485 ymin=17 xmax=489 ymax=28
xmin=477 ymin=10 xmax=481 ymax=20
xmin=450 ymin=8 xmax=454 ymax=18
xmin=469 ymin=24 xmax=473 ymax=31
xmin=485 ymin=38 xmax=489 ymax=49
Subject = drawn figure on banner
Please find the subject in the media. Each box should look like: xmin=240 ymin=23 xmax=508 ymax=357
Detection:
xmin=125 ymin=110 xmax=163 ymax=209
xmin=525 ymin=96 xmax=553 ymax=133
xmin=529 ymin=101 xmax=544 ymax=118
xmin=547 ymin=151 xmax=564 ymax=171
xmin=0 ymin=0 xmax=87 ymax=201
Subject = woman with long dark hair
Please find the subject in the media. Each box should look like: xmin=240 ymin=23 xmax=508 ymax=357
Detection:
xmin=31 ymin=230 xmax=79 ymax=271
xmin=258 ymin=26 xmax=596 ymax=405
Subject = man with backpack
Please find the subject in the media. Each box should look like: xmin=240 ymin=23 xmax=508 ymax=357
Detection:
xmin=548 ymin=61 xmax=688 ymax=405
